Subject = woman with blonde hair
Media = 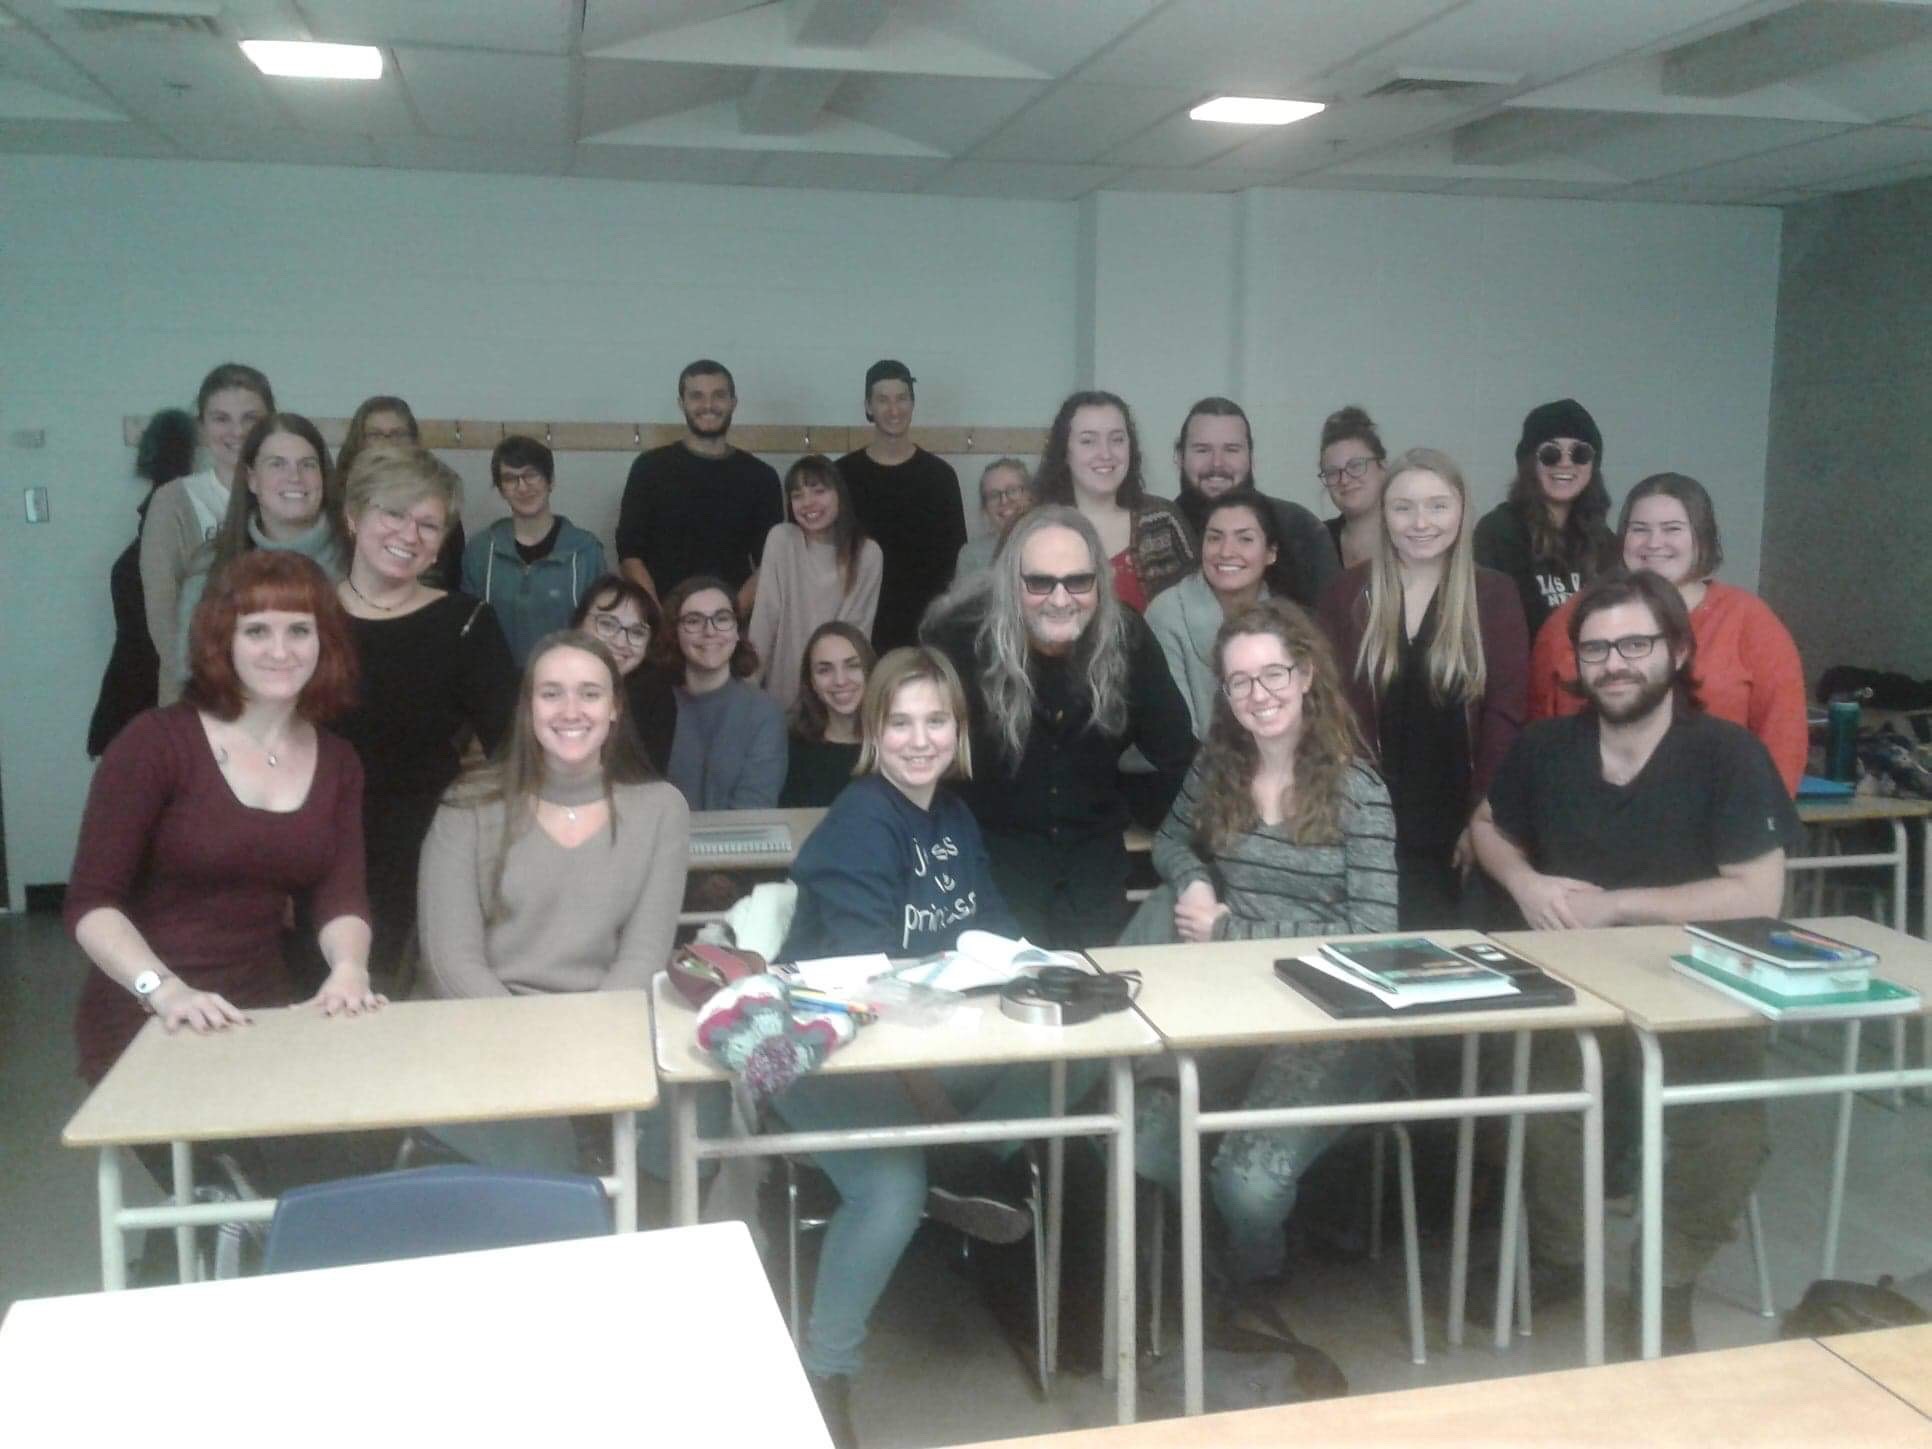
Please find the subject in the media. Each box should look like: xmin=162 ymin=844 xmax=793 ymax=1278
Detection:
xmin=1128 ymin=598 xmax=1397 ymax=1358
xmin=1317 ymin=448 xmax=1526 ymax=926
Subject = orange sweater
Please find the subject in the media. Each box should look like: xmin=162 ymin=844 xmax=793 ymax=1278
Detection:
xmin=1527 ymin=579 xmax=1807 ymax=795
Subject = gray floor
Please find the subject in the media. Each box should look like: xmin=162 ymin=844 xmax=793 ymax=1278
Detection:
xmin=4 ymin=909 xmax=1929 ymax=1445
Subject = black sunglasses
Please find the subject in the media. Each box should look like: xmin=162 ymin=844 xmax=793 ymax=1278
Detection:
xmin=1536 ymin=442 xmax=1595 ymax=468
xmin=1020 ymin=572 xmax=1098 ymax=599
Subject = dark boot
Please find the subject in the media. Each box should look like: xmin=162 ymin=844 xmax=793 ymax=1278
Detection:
xmin=808 ymin=1372 xmax=857 ymax=1449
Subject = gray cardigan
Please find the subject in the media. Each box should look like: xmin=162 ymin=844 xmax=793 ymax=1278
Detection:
xmin=1144 ymin=571 xmax=1270 ymax=737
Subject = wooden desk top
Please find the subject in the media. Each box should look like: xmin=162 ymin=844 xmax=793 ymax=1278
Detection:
xmin=0 ymin=1222 xmax=830 ymax=1447
xmin=1822 ymin=1322 xmax=1932 ymax=1418
xmin=1089 ymin=932 xmax=1623 ymax=1051
xmin=651 ymin=974 xmax=1163 ymax=1085
xmin=1798 ymin=796 xmax=1932 ymax=824
xmin=63 ymin=992 xmax=657 ymax=1148
xmin=1497 ymin=917 xmax=1932 ymax=1035
xmin=960 ymin=1338 xmax=1932 ymax=1446
xmin=687 ymin=806 xmax=826 ymax=868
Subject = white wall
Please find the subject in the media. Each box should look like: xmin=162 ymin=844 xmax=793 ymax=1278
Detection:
xmin=0 ymin=155 xmax=1785 ymax=906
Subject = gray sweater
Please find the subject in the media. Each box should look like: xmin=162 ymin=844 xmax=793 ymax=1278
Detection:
xmin=1144 ymin=570 xmax=1274 ymax=737
xmin=667 ymin=677 xmax=788 ymax=810
xmin=1153 ymin=756 xmax=1398 ymax=940
xmin=417 ymin=780 xmax=690 ymax=998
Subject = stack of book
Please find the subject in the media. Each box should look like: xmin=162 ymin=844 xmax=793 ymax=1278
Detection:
xmin=1306 ymin=937 xmax=1521 ymax=1009
xmin=1671 ymin=919 xmax=1919 ymax=1020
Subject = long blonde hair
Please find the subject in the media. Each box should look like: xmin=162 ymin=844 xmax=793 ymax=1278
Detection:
xmin=1355 ymin=447 xmax=1486 ymax=705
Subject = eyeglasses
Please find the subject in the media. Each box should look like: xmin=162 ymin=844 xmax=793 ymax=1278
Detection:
xmin=1536 ymin=442 xmax=1596 ymax=469
xmin=1020 ymin=572 xmax=1098 ymax=599
xmin=1223 ymin=662 xmax=1302 ymax=701
xmin=1576 ymin=632 xmax=1663 ymax=665
xmin=984 ymin=485 xmax=1031 ymax=508
xmin=677 ymin=609 xmax=738 ymax=634
xmin=589 ymin=613 xmax=650 ymax=648
xmin=498 ymin=468 xmax=548 ymax=492
xmin=1317 ymin=456 xmax=1377 ymax=486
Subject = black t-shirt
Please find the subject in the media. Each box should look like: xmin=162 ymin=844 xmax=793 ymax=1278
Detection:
xmin=1486 ymin=709 xmax=1803 ymax=891
xmin=779 ymin=734 xmax=863 ymax=809
xmin=837 ymin=447 xmax=966 ymax=653
xmin=615 ymin=443 xmax=783 ymax=595
xmin=1472 ymin=500 xmax=1610 ymax=639
xmin=513 ymin=517 xmax=562 ymax=566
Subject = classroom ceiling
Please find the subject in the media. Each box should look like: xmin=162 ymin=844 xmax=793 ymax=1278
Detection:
xmin=1 ymin=0 xmax=1929 ymax=206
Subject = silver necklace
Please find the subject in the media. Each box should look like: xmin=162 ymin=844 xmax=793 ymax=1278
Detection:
xmin=216 ymin=734 xmax=281 ymax=768
xmin=540 ymin=772 xmax=605 ymax=825
xmin=346 ymin=574 xmax=407 ymax=612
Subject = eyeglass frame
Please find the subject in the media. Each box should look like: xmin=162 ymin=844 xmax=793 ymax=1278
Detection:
xmin=1535 ymin=441 xmax=1596 ymax=469
xmin=1019 ymin=571 xmax=1098 ymax=599
xmin=1222 ymin=660 xmax=1305 ymax=701
xmin=676 ymin=608 xmax=739 ymax=635
xmin=1575 ymin=632 xmax=1665 ymax=665
xmin=588 ymin=612 xmax=650 ymax=648
xmin=1316 ymin=455 xmax=1378 ymax=486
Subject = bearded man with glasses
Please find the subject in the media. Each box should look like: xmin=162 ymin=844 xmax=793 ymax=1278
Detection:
xmin=1471 ymin=569 xmax=1802 ymax=1354
xmin=923 ymin=505 xmax=1195 ymax=948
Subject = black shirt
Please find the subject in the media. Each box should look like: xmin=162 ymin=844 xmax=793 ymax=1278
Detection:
xmin=616 ymin=443 xmax=783 ymax=595
xmin=1486 ymin=709 xmax=1803 ymax=892
xmin=1471 ymin=500 xmax=1613 ymax=639
xmin=925 ymin=604 xmax=1196 ymax=843
xmin=1379 ymin=592 xmax=1471 ymax=859
xmin=837 ymin=447 xmax=966 ymax=653
xmin=513 ymin=517 xmax=562 ymax=566
xmin=779 ymin=734 xmax=864 ymax=808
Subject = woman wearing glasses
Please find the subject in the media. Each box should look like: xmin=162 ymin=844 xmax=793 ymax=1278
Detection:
xmin=747 ymin=455 xmax=882 ymax=713
xmin=1527 ymin=472 xmax=1806 ymax=793
xmin=336 ymin=395 xmax=466 ymax=589
xmin=1129 ymin=600 xmax=1396 ymax=1366
xmin=461 ymin=435 xmax=606 ymax=668
xmin=954 ymin=458 xmax=1035 ymax=579
xmin=333 ymin=445 xmax=517 ymax=991
xmin=1473 ymin=398 xmax=1618 ymax=637
xmin=1316 ymin=405 xmax=1389 ymax=570
xmin=651 ymin=574 xmax=787 ymax=809
xmin=571 ymin=575 xmax=680 ymax=773
xmin=1318 ymin=449 xmax=1527 ymax=927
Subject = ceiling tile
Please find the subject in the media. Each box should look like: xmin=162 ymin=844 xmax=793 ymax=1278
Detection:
xmin=970 ymin=83 xmax=1191 ymax=163
xmin=911 ymin=0 xmax=1158 ymax=75
xmin=1516 ymin=54 xmax=1870 ymax=125
xmin=1445 ymin=177 xmax=1621 ymax=199
xmin=1104 ymin=165 xmax=1283 ymax=194
xmin=1568 ymin=114 xmax=1855 ymax=182
xmin=580 ymin=59 xmax=743 ymax=137
xmin=572 ymin=141 xmax=764 ymax=184
xmin=0 ymin=118 xmax=175 ymax=157
xmin=827 ymin=73 xmax=1043 ymax=154
xmin=46 ymin=30 xmax=285 ymax=140
xmin=1210 ymin=91 xmax=1471 ymax=177
xmin=1079 ymin=0 xmax=1454 ymax=90
xmin=396 ymin=47 xmax=573 ymax=142
xmin=582 ymin=0 xmax=769 ymax=54
xmin=592 ymin=98 xmax=940 ymax=155
xmin=1101 ymin=109 xmax=1267 ymax=168
xmin=376 ymin=135 xmax=575 ymax=176
xmin=924 ymin=159 xmax=1124 ymax=199
xmin=0 ymin=74 xmax=122 ymax=121
xmin=263 ymin=70 xmax=417 ymax=138
xmin=0 ymin=20 xmax=126 ymax=115
xmin=749 ymin=151 xmax=950 ymax=192
xmin=1786 ymin=38 xmax=1932 ymax=125
xmin=1665 ymin=124 xmax=1932 ymax=193
xmin=1286 ymin=172 xmax=1459 ymax=194
xmin=186 ymin=127 xmax=378 ymax=167
xmin=297 ymin=0 xmax=582 ymax=55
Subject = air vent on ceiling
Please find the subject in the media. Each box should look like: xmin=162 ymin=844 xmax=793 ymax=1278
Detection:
xmin=60 ymin=5 xmax=222 ymax=37
xmin=1362 ymin=69 xmax=1520 ymax=100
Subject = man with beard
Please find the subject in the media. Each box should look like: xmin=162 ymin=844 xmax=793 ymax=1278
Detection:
xmin=1472 ymin=569 xmax=1802 ymax=1353
xmin=617 ymin=359 xmax=782 ymax=610
xmin=1173 ymin=397 xmax=1338 ymax=606
xmin=923 ymin=504 xmax=1195 ymax=948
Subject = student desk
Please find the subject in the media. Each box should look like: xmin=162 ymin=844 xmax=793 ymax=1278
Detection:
xmin=651 ymin=973 xmax=1163 ymax=1424
xmin=1822 ymin=1322 xmax=1932 ymax=1419
xmin=1498 ymin=918 xmax=1932 ymax=1359
xmin=0 ymin=1220 xmax=831 ymax=1447
xmin=1792 ymin=796 xmax=1932 ymax=937
xmin=956 ymin=1336 xmax=1932 ymax=1447
xmin=686 ymin=806 xmax=828 ymax=869
xmin=1089 ymin=931 xmax=1624 ymax=1418
xmin=63 ymin=992 xmax=658 ymax=1290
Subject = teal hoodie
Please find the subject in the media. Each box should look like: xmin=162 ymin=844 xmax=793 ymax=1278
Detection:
xmin=461 ymin=515 xmax=606 ymax=667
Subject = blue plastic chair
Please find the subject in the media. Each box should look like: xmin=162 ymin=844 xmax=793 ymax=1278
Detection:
xmin=262 ymin=1164 xmax=612 ymax=1274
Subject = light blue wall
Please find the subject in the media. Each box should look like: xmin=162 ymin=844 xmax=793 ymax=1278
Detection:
xmin=0 ymin=154 xmax=1788 ymax=905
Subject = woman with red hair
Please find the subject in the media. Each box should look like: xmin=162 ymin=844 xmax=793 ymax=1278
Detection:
xmin=66 ymin=550 xmax=382 ymax=1086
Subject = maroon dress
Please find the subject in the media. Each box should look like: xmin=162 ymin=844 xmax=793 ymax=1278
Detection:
xmin=65 ymin=703 xmax=369 ymax=1084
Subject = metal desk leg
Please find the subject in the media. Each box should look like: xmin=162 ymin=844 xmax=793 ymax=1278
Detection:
xmin=1578 ymin=1028 xmax=1605 ymax=1367
xmin=1891 ymin=820 xmax=1907 ymax=933
xmin=1446 ymin=1032 xmax=1479 ymax=1348
xmin=1637 ymin=1027 xmax=1666 ymax=1360
xmin=668 ymin=1084 xmax=701 ymax=1227
xmin=99 ymin=1147 xmax=127 ymax=1291
xmin=1102 ymin=1113 xmax=1117 ymax=1384
xmin=1493 ymin=1031 xmax=1530 ymax=1349
xmin=1822 ymin=1018 xmax=1861 ymax=1279
xmin=1178 ymin=1051 xmax=1205 ymax=1418
xmin=171 ymin=1140 xmax=195 ymax=1283
xmin=1110 ymin=1057 xmax=1137 ymax=1425
xmin=1046 ymin=1059 xmax=1067 ymax=1378
xmin=612 ymin=1109 xmax=638 ymax=1233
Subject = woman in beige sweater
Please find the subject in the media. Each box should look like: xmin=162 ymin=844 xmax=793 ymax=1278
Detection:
xmin=748 ymin=454 xmax=882 ymax=711
xmin=416 ymin=629 xmax=689 ymax=1169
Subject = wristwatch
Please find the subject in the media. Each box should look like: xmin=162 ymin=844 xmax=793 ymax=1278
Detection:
xmin=131 ymin=969 xmax=170 ymax=1011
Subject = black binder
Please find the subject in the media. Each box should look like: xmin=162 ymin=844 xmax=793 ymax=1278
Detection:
xmin=1273 ymin=939 xmax=1576 ymax=1019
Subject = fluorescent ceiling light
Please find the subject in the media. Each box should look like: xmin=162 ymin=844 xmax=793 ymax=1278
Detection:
xmin=1190 ymin=96 xmax=1325 ymax=126
xmin=240 ymin=40 xmax=383 ymax=80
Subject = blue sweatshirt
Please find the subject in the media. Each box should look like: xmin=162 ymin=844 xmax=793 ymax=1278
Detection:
xmin=780 ymin=773 xmax=1018 ymax=961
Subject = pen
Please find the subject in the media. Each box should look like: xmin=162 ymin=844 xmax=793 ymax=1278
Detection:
xmin=1767 ymin=931 xmax=1857 ymax=961
xmin=789 ymin=989 xmax=877 ymax=1025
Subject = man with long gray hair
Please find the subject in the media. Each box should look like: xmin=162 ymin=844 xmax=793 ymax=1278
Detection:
xmin=923 ymin=505 xmax=1195 ymax=947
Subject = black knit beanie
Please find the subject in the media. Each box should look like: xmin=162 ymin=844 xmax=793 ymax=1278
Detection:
xmin=1515 ymin=398 xmax=1602 ymax=462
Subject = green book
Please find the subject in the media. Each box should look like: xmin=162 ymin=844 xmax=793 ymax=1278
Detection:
xmin=1669 ymin=954 xmax=1920 ymax=1021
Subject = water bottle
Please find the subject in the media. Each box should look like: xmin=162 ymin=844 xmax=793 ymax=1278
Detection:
xmin=1825 ymin=690 xmax=1868 ymax=782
